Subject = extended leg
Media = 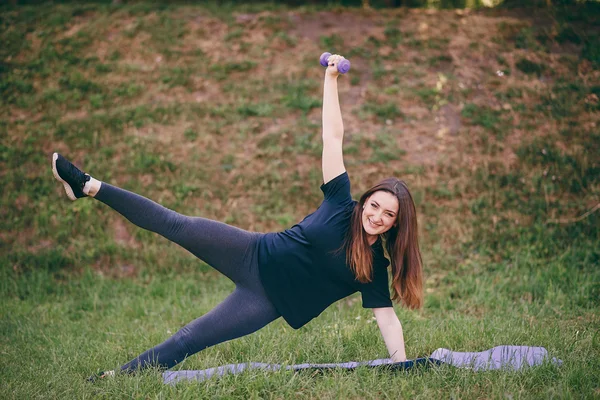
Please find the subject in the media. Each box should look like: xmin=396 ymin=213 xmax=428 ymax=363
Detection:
xmin=52 ymin=152 xmax=259 ymax=284
xmin=94 ymin=182 xmax=258 ymax=284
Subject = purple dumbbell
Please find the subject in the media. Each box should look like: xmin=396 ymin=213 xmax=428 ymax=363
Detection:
xmin=319 ymin=52 xmax=351 ymax=74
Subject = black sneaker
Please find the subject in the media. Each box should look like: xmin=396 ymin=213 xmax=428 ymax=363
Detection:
xmin=51 ymin=153 xmax=91 ymax=200
xmin=86 ymin=370 xmax=115 ymax=383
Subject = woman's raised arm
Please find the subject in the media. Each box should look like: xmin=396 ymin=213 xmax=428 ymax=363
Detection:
xmin=322 ymin=54 xmax=347 ymax=185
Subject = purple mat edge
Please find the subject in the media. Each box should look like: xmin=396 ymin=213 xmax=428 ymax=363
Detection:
xmin=163 ymin=345 xmax=562 ymax=385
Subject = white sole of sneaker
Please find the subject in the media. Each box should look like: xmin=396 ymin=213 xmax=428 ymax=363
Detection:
xmin=52 ymin=152 xmax=77 ymax=201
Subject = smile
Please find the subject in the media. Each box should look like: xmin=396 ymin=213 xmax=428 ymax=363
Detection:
xmin=368 ymin=218 xmax=381 ymax=228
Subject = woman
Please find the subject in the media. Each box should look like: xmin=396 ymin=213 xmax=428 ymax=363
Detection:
xmin=51 ymin=54 xmax=423 ymax=380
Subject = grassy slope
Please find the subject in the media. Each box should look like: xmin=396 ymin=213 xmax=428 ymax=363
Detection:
xmin=1 ymin=2 xmax=599 ymax=399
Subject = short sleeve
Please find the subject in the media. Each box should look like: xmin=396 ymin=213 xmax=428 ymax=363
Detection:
xmin=320 ymin=171 xmax=352 ymax=206
xmin=361 ymin=258 xmax=392 ymax=308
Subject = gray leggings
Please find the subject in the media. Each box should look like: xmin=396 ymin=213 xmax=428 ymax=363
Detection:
xmin=95 ymin=183 xmax=280 ymax=372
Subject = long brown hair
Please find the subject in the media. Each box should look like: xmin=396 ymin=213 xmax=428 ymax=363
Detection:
xmin=342 ymin=178 xmax=423 ymax=309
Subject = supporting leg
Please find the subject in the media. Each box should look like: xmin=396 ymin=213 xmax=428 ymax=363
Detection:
xmin=120 ymin=286 xmax=280 ymax=372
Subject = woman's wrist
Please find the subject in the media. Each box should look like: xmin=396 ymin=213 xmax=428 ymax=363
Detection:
xmin=323 ymin=75 xmax=339 ymax=89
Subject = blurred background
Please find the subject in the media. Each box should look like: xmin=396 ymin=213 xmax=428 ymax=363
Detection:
xmin=1 ymin=0 xmax=598 ymax=398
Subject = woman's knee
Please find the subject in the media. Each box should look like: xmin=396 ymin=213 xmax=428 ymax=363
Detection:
xmin=172 ymin=324 xmax=197 ymax=356
xmin=160 ymin=211 xmax=193 ymax=240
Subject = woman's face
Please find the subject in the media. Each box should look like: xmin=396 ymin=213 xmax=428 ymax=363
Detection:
xmin=362 ymin=190 xmax=399 ymax=236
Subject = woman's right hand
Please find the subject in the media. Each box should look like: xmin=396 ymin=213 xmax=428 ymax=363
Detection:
xmin=325 ymin=54 xmax=346 ymax=79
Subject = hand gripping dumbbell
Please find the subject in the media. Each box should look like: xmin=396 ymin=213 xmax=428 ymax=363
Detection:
xmin=319 ymin=52 xmax=351 ymax=74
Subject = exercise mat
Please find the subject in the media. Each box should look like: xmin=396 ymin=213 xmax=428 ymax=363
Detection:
xmin=163 ymin=345 xmax=561 ymax=385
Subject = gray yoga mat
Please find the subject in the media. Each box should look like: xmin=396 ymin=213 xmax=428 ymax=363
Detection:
xmin=163 ymin=345 xmax=562 ymax=385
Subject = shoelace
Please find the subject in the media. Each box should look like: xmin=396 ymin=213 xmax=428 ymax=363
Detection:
xmin=65 ymin=160 xmax=87 ymax=189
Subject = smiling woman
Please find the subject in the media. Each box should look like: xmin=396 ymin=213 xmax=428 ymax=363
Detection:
xmin=351 ymin=178 xmax=423 ymax=308
xmin=51 ymin=52 xmax=423 ymax=381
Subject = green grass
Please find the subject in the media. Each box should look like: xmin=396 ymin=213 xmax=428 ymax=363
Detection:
xmin=359 ymin=101 xmax=404 ymax=121
xmin=1 ymin=2 xmax=599 ymax=399
xmin=515 ymin=58 xmax=547 ymax=77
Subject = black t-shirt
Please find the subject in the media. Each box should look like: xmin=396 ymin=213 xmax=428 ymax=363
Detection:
xmin=257 ymin=171 xmax=393 ymax=329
